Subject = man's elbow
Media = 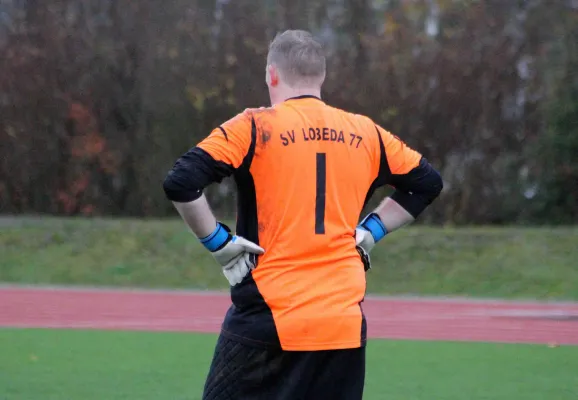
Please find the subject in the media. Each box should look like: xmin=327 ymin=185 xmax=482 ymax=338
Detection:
xmin=411 ymin=159 xmax=443 ymax=206
xmin=389 ymin=160 xmax=443 ymax=218
xmin=428 ymin=167 xmax=444 ymax=202
xmin=163 ymin=171 xmax=202 ymax=203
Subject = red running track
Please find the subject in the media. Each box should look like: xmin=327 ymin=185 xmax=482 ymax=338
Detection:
xmin=1 ymin=286 xmax=577 ymax=345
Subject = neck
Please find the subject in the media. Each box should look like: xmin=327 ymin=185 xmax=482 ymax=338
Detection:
xmin=271 ymin=87 xmax=322 ymax=106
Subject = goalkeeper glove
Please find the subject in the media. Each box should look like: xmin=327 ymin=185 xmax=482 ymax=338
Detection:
xmin=355 ymin=213 xmax=387 ymax=271
xmin=199 ymin=222 xmax=264 ymax=286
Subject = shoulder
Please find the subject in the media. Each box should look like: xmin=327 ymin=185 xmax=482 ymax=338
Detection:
xmin=220 ymin=108 xmax=262 ymax=132
xmin=242 ymin=106 xmax=277 ymax=118
xmin=325 ymin=103 xmax=377 ymax=130
xmin=227 ymin=107 xmax=280 ymax=128
xmin=351 ymin=113 xmax=377 ymax=131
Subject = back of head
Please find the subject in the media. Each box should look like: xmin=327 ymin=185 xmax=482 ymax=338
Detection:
xmin=267 ymin=30 xmax=326 ymax=89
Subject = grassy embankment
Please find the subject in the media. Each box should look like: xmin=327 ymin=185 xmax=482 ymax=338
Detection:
xmin=1 ymin=216 xmax=577 ymax=300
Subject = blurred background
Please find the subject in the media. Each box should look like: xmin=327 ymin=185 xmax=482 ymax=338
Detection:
xmin=1 ymin=2 xmax=578 ymax=399
xmin=1 ymin=0 xmax=576 ymax=224
xmin=0 ymin=0 xmax=577 ymax=297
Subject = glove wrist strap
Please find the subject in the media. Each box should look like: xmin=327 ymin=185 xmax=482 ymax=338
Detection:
xmin=360 ymin=213 xmax=388 ymax=242
xmin=200 ymin=222 xmax=231 ymax=252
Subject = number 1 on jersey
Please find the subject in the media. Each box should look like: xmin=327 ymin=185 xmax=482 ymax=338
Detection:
xmin=315 ymin=153 xmax=326 ymax=234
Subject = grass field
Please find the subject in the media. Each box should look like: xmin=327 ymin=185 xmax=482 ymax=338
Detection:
xmin=1 ymin=329 xmax=577 ymax=400
xmin=2 ymin=217 xmax=577 ymax=398
xmin=1 ymin=216 xmax=578 ymax=300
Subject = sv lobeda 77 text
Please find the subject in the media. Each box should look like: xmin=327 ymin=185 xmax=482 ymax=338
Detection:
xmin=280 ymin=128 xmax=363 ymax=148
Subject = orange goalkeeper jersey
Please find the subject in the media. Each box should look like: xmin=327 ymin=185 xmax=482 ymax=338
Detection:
xmin=194 ymin=96 xmax=422 ymax=351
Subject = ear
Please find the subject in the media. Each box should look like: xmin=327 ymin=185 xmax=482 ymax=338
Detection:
xmin=267 ymin=64 xmax=279 ymax=87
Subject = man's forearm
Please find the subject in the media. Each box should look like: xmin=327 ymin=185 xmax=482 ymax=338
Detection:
xmin=361 ymin=158 xmax=443 ymax=239
xmin=163 ymin=145 xmax=235 ymax=239
xmin=373 ymin=197 xmax=415 ymax=233
xmin=172 ymin=195 xmax=218 ymax=239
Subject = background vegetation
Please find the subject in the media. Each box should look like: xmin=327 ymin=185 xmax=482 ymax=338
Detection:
xmin=2 ymin=217 xmax=577 ymax=300
xmin=1 ymin=0 xmax=577 ymax=224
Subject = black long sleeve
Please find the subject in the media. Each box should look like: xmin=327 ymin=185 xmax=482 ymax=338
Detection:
xmin=388 ymin=157 xmax=443 ymax=218
xmin=163 ymin=147 xmax=235 ymax=203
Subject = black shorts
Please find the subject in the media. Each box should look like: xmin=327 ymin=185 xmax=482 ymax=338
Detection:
xmin=202 ymin=334 xmax=366 ymax=400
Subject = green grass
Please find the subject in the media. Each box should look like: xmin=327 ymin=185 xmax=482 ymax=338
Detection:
xmin=1 ymin=216 xmax=577 ymax=300
xmin=0 ymin=329 xmax=576 ymax=399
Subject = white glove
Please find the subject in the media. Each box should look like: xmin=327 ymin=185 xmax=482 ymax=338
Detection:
xmin=212 ymin=235 xmax=265 ymax=286
xmin=200 ymin=222 xmax=264 ymax=286
xmin=356 ymin=213 xmax=387 ymax=254
xmin=355 ymin=213 xmax=388 ymax=272
xmin=355 ymin=227 xmax=376 ymax=254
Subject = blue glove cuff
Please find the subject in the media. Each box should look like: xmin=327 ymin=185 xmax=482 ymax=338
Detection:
xmin=200 ymin=223 xmax=231 ymax=252
xmin=359 ymin=213 xmax=388 ymax=242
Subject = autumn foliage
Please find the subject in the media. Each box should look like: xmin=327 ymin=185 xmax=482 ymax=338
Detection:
xmin=0 ymin=0 xmax=576 ymax=223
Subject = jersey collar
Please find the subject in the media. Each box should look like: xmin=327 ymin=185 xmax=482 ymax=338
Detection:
xmin=285 ymin=95 xmax=323 ymax=102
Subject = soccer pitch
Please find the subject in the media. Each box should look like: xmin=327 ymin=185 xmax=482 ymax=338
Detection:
xmin=1 ymin=329 xmax=577 ymax=400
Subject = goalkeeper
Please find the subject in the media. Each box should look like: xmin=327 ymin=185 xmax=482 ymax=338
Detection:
xmin=163 ymin=29 xmax=443 ymax=400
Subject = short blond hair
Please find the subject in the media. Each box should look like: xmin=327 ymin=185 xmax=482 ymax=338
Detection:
xmin=267 ymin=30 xmax=326 ymax=88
